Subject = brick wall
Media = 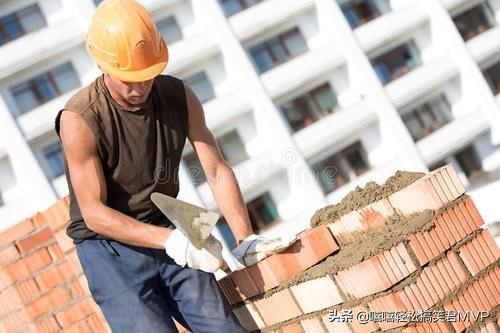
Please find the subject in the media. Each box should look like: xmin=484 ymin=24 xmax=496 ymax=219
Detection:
xmin=0 ymin=198 xmax=189 ymax=332
xmin=218 ymin=165 xmax=500 ymax=333
xmin=1 ymin=165 xmax=498 ymax=333
xmin=0 ymin=197 xmax=110 ymax=332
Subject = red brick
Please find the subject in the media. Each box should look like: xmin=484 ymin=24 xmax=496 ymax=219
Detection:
xmin=483 ymin=272 xmax=500 ymax=302
xmin=479 ymin=229 xmax=499 ymax=262
xmin=232 ymin=303 xmax=265 ymax=331
xmin=321 ymin=313 xmax=352 ymax=333
xmin=15 ymin=228 xmax=54 ymax=254
xmin=447 ymin=249 xmax=469 ymax=284
xmin=64 ymin=320 xmax=93 ymax=333
xmin=68 ymin=278 xmax=87 ymax=298
xmin=67 ymin=249 xmax=84 ymax=274
xmin=35 ymin=260 xmax=75 ymax=291
xmin=301 ymin=317 xmax=325 ymax=333
xmin=290 ymin=276 xmax=343 ymax=313
xmin=471 ymin=281 xmax=489 ymax=312
xmin=386 ymin=247 xmax=405 ymax=281
xmin=35 ymin=315 xmax=61 ymax=333
xmin=477 ymin=279 xmax=494 ymax=310
xmin=47 ymin=243 xmax=64 ymax=261
xmin=388 ymin=165 xmax=464 ymax=215
xmin=32 ymin=212 xmax=49 ymax=228
xmin=350 ymin=305 xmax=378 ymax=332
xmin=415 ymin=232 xmax=433 ymax=263
xmin=281 ymin=322 xmax=302 ymax=333
xmin=441 ymin=210 xmax=462 ymax=243
xmin=377 ymin=251 xmax=398 ymax=284
xmin=463 ymin=196 xmax=485 ymax=229
xmin=0 ymin=286 xmax=22 ymax=316
xmin=254 ymin=289 xmax=302 ymax=326
xmin=23 ymin=247 xmax=52 ymax=274
xmin=3 ymin=258 xmax=31 ymax=283
xmin=435 ymin=214 xmax=455 ymax=247
xmin=15 ymin=278 xmax=40 ymax=303
xmin=247 ymin=225 xmax=338 ymax=294
xmin=26 ymin=286 xmax=72 ymax=320
xmin=231 ymin=267 xmax=261 ymax=300
xmin=87 ymin=314 xmax=110 ymax=333
xmin=55 ymin=298 xmax=95 ymax=328
xmin=0 ymin=308 xmax=30 ymax=332
xmin=414 ymin=276 xmax=433 ymax=309
xmin=42 ymin=199 xmax=71 ymax=232
xmin=436 ymin=259 xmax=455 ymax=293
xmin=55 ymin=229 xmax=75 ymax=253
xmin=408 ymin=234 xmax=428 ymax=266
xmin=426 ymin=265 xmax=446 ymax=300
xmin=418 ymin=269 xmax=439 ymax=305
xmin=327 ymin=199 xmax=393 ymax=244
xmin=452 ymin=203 xmax=473 ymax=236
xmin=458 ymin=232 xmax=497 ymax=276
xmin=0 ymin=219 xmax=35 ymax=248
xmin=0 ymin=244 xmax=19 ymax=266
xmin=429 ymin=171 xmax=447 ymax=202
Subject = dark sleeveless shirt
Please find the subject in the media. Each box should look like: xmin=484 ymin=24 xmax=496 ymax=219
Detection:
xmin=54 ymin=74 xmax=188 ymax=242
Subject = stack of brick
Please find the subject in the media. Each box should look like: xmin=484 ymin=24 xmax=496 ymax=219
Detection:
xmin=218 ymin=165 xmax=500 ymax=333
xmin=0 ymin=197 xmax=190 ymax=333
xmin=0 ymin=197 xmax=111 ymax=333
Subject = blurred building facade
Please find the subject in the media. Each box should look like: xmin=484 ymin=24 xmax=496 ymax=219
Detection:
xmin=1 ymin=0 xmax=500 ymax=248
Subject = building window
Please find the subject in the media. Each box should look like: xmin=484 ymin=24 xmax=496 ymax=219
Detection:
xmin=372 ymin=41 xmax=421 ymax=84
xmin=312 ymin=141 xmax=369 ymax=194
xmin=247 ymin=192 xmax=280 ymax=233
xmin=0 ymin=4 xmax=46 ymax=46
xmin=453 ymin=2 xmax=496 ymax=41
xmin=183 ymin=152 xmax=206 ymax=185
xmin=483 ymin=61 xmax=500 ymax=95
xmin=216 ymin=217 xmax=237 ymax=250
xmin=281 ymin=83 xmax=338 ymax=132
xmin=217 ymin=131 xmax=248 ymax=166
xmin=455 ymin=145 xmax=483 ymax=180
xmin=185 ymin=72 xmax=215 ymax=104
xmin=157 ymin=16 xmax=182 ymax=44
xmin=219 ymin=0 xmax=264 ymax=16
xmin=11 ymin=62 xmax=80 ymax=115
xmin=402 ymin=95 xmax=453 ymax=141
xmin=340 ymin=0 xmax=390 ymax=29
xmin=43 ymin=142 xmax=65 ymax=179
xmin=249 ymin=28 xmax=308 ymax=73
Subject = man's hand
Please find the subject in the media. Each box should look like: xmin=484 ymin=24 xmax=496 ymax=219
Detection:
xmin=164 ymin=229 xmax=224 ymax=273
xmin=231 ymin=234 xmax=297 ymax=267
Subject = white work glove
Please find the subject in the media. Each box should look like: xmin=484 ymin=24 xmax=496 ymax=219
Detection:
xmin=231 ymin=233 xmax=297 ymax=266
xmin=164 ymin=229 xmax=224 ymax=273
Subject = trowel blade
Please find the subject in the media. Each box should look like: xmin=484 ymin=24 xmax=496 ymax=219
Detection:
xmin=150 ymin=192 xmax=220 ymax=250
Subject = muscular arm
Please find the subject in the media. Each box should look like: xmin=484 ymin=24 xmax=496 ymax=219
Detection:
xmin=185 ymin=85 xmax=252 ymax=244
xmin=59 ymin=110 xmax=171 ymax=249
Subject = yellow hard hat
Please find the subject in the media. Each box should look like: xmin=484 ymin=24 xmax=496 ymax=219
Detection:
xmin=86 ymin=0 xmax=168 ymax=82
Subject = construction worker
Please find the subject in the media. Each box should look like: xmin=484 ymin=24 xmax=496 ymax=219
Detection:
xmin=54 ymin=0 xmax=295 ymax=332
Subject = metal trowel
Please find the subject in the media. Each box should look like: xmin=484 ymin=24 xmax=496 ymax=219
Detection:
xmin=150 ymin=192 xmax=220 ymax=250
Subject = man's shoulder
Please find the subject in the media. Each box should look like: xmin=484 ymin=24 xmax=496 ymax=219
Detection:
xmin=154 ymin=74 xmax=185 ymax=91
xmin=64 ymin=76 xmax=103 ymax=114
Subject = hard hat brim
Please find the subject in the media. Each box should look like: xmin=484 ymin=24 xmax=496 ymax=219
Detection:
xmin=95 ymin=39 xmax=168 ymax=83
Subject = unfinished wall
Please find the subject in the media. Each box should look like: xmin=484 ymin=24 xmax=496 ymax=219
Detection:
xmin=218 ymin=165 xmax=500 ymax=333
xmin=0 ymin=197 xmax=189 ymax=332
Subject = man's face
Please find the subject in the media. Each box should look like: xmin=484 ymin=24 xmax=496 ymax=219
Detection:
xmin=106 ymin=74 xmax=154 ymax=106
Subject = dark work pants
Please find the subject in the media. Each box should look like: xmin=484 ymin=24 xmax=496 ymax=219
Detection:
xmin=75 ymin=238 xmax=247 ymax=333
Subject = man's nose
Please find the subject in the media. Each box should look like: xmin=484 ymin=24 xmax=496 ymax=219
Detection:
xmin=131 ymin=81 xmax=150 ymax=94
